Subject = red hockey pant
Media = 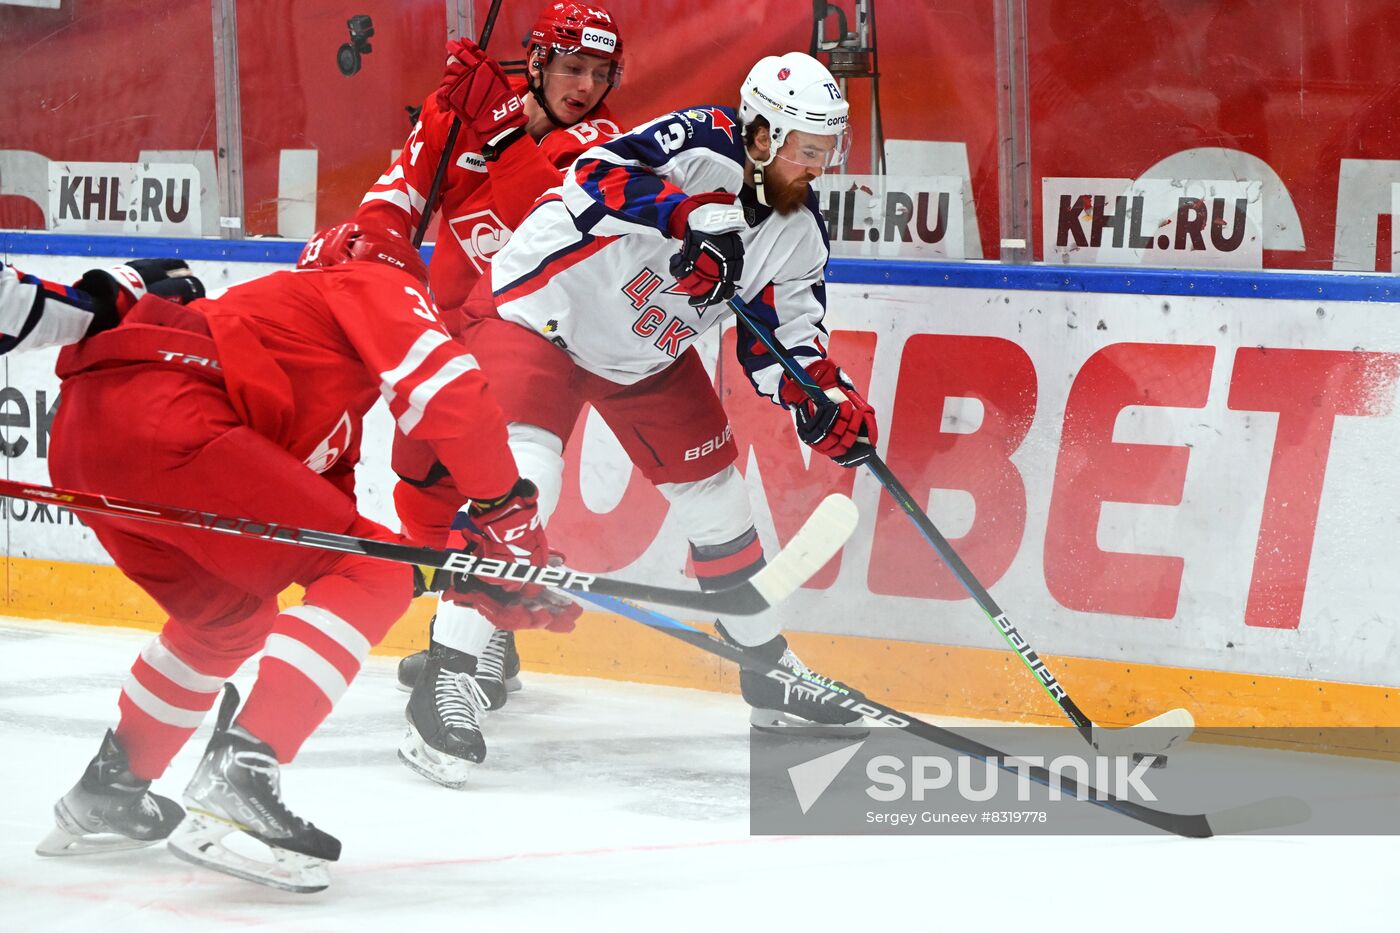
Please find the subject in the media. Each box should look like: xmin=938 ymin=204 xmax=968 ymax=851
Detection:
xmin=50 ymin=367 xmax=412 ymax=779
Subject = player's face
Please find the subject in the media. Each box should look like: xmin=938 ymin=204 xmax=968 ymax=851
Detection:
xmin=763 ymin=131 xmax=838 ymax=214
xmin=537 ymin=51 xmax=613 ymax=123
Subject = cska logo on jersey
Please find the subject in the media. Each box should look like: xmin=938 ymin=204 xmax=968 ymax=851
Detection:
xmin=703 ymin=107 xmax=736 ymax=143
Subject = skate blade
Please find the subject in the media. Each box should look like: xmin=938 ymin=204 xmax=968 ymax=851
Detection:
xmin=397 ymin=731 xmax=475 ymax=789
xmin=35 ymin=825 xmax=161 ymax=857
xmin=168 ymin=810 xmax=331 ymax=894
xmin=504 ymin=675 xmax=522 ymax=693
xmin=749 ymin=708 xmax=870 ymax=739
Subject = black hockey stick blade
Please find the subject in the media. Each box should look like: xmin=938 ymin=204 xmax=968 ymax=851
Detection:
xmin=0 ymin=478 xmax=857 ymax=617
xmin=576 ymin=591 xmax=1310 ymax=838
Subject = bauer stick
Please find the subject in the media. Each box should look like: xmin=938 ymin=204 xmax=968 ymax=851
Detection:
xmin=0 ymin=477 xmax=857 ymax=618
xmin=412 ymin=0 xmax=507 ymax=248
xmin=727 ymin=295 xmax=1194 ymax=758
xmin=577 ymin=591 xmax=1309 ymax=838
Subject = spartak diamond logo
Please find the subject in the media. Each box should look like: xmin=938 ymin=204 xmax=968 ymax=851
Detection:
xmin=777 ymin=67 xmax=791 ymax=80
xmin=448 ymin=208 xmax=510 ymax=274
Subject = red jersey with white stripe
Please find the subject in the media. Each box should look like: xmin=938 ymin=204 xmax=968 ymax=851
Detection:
xmin=191 ymin=263 xmax=517 ymax=500
xmin=353 ymin=77 xmax=623 ymax=312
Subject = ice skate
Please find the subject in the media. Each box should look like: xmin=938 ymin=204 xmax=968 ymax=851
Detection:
xmin=36 ymin=729 xmax=185 ymax=857
xmin=396 ymin=648 xmax=426 ymax=692
xmin=719 ymin=624 xmax=869 ymax=737
xmin=167 ymin=684 xmax=341 ymax=894
xmin=397 ymin=623 xmax=522 ymax=702
xmin=473 ymin=628 xmax=521 ymax=710
xmin=398 ymin=641 xmax=489 ymax=788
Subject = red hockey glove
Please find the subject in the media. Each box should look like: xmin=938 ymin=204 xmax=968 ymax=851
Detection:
xmin=668 ymin=193 xmax=747 ymax=308
xmin=76 ymin=259 xmax=205 ymax=333
xmin=435 ymin=38 xmax=527 ymax=157
xmin=446 ymin=478 xmax=548 ymax=594
xmin=778 ymin=360 xmax=878 ymax=465
xmin=441 ymin=570 xmax=581 ymax=633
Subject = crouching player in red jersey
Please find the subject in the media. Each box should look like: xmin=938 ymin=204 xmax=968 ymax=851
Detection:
xmin=32 ymin=224 xmax=550 ymax=893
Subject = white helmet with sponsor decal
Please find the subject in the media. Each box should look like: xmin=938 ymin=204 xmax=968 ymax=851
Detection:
xmin=739 ymin=51 xmax=850 ymax=170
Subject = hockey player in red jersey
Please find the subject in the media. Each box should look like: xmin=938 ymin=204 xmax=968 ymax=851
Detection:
xmin=395 ymin=52 xmax=878 ymax=787
xmin=360 ymin=2 xmax=627 ymax=719
xmin=33 ymin=224 xmax=550 ymax=893
xmin=354 ymin=1 xmax=626 ymax=313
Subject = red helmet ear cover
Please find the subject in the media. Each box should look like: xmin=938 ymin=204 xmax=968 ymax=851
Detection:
xmin=298 ymin=223 xmax=430 ymax=288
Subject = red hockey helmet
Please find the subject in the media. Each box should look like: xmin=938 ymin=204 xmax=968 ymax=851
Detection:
xmin=525 ymin=2 xmax=623 ymax=86
xmin=297 ymin=223 xmax=430 ymax=288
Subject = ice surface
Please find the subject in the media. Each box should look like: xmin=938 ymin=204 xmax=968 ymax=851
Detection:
xmin=0 ymin=617 xmax=1390 ymax=932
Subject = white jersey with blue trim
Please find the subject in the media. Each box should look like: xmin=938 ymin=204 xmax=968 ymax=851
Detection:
xmin=489 ymin=105 xmax=832 ymax=396
xmin=0 ymin=262 xmax=100 ymax=355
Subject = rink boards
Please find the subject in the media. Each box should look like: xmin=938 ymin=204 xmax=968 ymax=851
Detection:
xmin=2 ymin=236 xmax=1398 ymax=731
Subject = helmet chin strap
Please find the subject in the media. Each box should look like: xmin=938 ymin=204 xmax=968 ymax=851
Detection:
xmin=751 ymin=165 xmax=770 ymax=207
xmin=748 ymin=131 xmax=781 ymax=207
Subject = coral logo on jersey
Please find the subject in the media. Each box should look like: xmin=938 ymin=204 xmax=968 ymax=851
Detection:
xmin=448 ymin=208 xmax=511 ymax=273
xmin=777 ymin=67 xmax=791 ymax=80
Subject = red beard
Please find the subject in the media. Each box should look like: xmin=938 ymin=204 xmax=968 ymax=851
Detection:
xmin=765 ymin=171 xmax=812 ymax=215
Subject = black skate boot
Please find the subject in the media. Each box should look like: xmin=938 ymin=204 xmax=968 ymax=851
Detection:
xmin=474 ymin=629 xmax=522 ymax=710
xmin=168 ymin=684 xmax=341 ymax=894
xmin=718 ymin=624 xmax=869 ymax=737
xmin=396 ymin=648 xmax=426 ymax=693
xmin=398 ymin=640 xmax=488 ymax=788
xmin=36 ymin=729 xmax=185 ymax=857
xmin=397 ymin=623 xmax=522 ymax=700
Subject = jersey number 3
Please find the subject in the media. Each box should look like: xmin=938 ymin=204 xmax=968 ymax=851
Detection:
xmin=654 ymin=123 xmax=685 ymax=154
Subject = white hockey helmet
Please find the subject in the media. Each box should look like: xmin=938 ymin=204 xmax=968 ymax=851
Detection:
xmin=739 ymin=51 xmax=850 ymax=169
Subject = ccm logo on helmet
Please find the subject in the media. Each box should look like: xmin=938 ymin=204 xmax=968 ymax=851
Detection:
xmin=581 ymin=28 xmax=616 ymax=52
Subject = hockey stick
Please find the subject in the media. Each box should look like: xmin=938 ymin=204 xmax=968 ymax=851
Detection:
xmin=0 ymin=477 xmax=857 ymax=617
xmin=576 ymin=591 xmax=1309 ymax=838
xmin=727 ymin=295 xmax=1194 ymax=758
xmin=412 ymin=0 xmax=507 ymax=248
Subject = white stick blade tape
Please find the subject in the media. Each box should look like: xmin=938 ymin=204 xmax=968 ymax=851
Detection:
xmin=1092 ymin=708 xmax=1196 ymax=757
xmin=749 ymin=494 xmax=860 ymax=606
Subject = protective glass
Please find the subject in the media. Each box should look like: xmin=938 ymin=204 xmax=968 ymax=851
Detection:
xmin=539 ymin=50 xmax=623 ymax=90
xmin=776 ymin=128 xmax=851 ymax=170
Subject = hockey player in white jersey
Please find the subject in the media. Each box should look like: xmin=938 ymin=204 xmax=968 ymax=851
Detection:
xmin=399 ymin=51 xmax=879 ymax=787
